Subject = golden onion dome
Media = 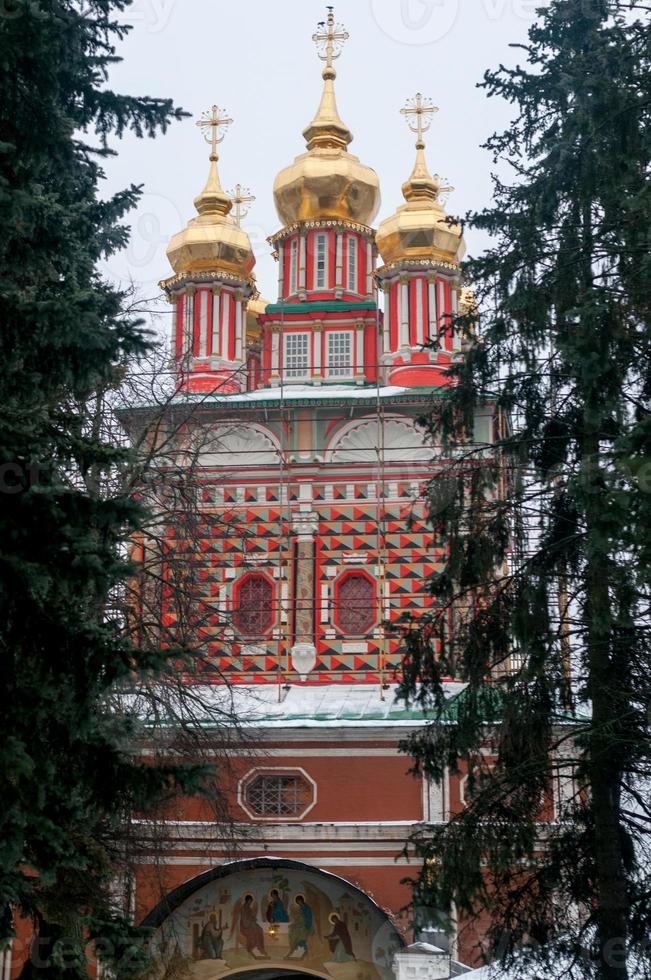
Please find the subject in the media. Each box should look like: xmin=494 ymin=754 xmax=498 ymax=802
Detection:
xmin=166 ymin=106 xmax=255 ymax=281
xmin=273 ymin=9 xmax=380 ymax=229
xmin=376 ymin=95 xmax=465 ymax=269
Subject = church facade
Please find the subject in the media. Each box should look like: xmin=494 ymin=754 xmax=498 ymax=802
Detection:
xmin=130 ymin=10 xmax=493 ymax=980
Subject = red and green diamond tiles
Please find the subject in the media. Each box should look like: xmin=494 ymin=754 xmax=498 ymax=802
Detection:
xmin=164 ymin=490 xmax=445 ymax=684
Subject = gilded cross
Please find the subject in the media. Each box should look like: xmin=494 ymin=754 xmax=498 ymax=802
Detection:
xmin=312 ymin=6 xmax=349 ymax=69
xmin=228 ymin=183 xmax=256 ymax=226
xmin=401 ymin=93 xmax=438 ymax=144
xmin=196 ymin=104 xmax=233 ymax=159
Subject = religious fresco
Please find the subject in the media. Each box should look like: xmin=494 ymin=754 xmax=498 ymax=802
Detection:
xmin=148 ymin=865 xmax=403 ymax=980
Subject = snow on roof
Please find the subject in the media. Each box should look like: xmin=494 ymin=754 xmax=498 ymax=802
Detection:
xmin=153 ymin=682 xmax=466 ymax=729
xmin=168 ymin=383 xmax=417 ymax=407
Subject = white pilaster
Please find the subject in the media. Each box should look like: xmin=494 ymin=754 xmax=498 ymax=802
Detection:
xmin=299 ymin=234 xmax=307 ymax=291
xmin=220 ymin=290 xmax=231 ymax=359
xmin=270 ymin=329 xmax=280 ymax=379
xmin=427 ymin=279 xmax=437 ymax=344
xmin=183 ymin=289 xmax=194 ymax=357
xmin=438 ymin=280 xmax=446 ymax=345
xmin=400 ymin=279 xmax=410 ymax=348
xmin=335 ymin=233 xmax=343 ymax=287
xmin=383 ymin=284 xmax=391 ymax=354
xmin=234 ymin=296 xmax=243 ymax=362
xmin=451 ymin=286 xmax=460 ymax=349
xmin=211 ymin=288 xmax=221 ymax=357
xmin=366 ymin=240 xmax=373 ymax=295
xmin=277 ymin=242 xmax=285 ymax=298
xmin=355 ymin=321 xmax=365 ymax=379
xmin=313 ymin=325 xmax=322 ymax=377
xmin=416 ymin=277 xmax=425 ymax=345
xmin=198 ymin=288 xmax=209 ymax=357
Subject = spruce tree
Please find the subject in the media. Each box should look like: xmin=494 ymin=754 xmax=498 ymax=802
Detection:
xmin=400 ymin=3 xmax=651 ymax=979
xmin=0 ymin=2 xmax=206 ymax=976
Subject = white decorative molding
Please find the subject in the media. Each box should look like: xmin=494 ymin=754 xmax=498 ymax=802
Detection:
xmin=200 ymin=424 xmax=281 ymax=468
xmin=291 ymin=642 xmax=317 ymax=680
xmin=327 ymin=416 xmax=436 ymax=463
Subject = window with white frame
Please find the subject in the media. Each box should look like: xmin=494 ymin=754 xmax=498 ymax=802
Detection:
xmin=284 ymin=332 xmax=309 ymax=379
xmin=315 ymin=233 xmax=328 ymax=289
xmin=326 ymin=331 xmax=353 ymax=378
xmin=347 ymin=235 xmax=358 ymax=292
xmin=289 ymin=238 xmax=298 ymax=294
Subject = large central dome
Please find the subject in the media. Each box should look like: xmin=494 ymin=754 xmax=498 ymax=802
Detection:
xmin=273 ymin=10 xmax=380 ymax=228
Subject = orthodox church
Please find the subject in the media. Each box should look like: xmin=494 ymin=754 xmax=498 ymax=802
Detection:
xmin=129 ymin=9 xmax=495 ymax=980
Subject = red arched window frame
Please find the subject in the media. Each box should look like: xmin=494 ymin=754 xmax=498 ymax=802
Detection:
xmin=334 ymin=571 xmax=376 ymax=636
xmin=233 ymin=573 xmax=274 ymax=638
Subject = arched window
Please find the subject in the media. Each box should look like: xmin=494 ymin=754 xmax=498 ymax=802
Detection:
xmin=233 ymin=574 xmax=274 ymax=637
xmin=335 ymin=572 xmax=375 ymax=635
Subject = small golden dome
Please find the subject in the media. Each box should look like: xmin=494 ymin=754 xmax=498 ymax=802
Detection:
xmin=166 ymin=106 xmax=255 ymax=281
xmin=376 ymin=96 xmax=465 ymax=269
xmin=273 ymin=9 xmax=380 ymax=228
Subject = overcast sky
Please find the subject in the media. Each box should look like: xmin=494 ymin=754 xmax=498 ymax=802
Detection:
xmin=101 ymin=0 xmax=543 ymax=318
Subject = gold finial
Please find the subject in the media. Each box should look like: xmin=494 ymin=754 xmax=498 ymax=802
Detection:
xmin=401 ymin=93 xmax=438 ymax=147
xmin=193 ymin=105 xmax=233 ymax=217
xmin=227 ymin=184 xmax=256 ymax=227
xmin=400 ymin=94 xmax=451 ymax=203
xmin=312 ymin=6 xmax=349 ymax=78
xmin=303 ymin=7 xmax=352 ymax=151
xmin=196 ymin=104 xmax=233 ymax=160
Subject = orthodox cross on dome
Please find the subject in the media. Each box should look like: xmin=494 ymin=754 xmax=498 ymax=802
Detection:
xmin=401 ymin=93 xmax=438 ymax=147
xmin=312 ymin=6 xmax=349 ymax=73
xmin=196 ymin=104 xmax=233 ymax=160
xmin=228 ymin=183 xmax=255 ymax=226
xmin=400 ymin=93 xmax=453 ymax=202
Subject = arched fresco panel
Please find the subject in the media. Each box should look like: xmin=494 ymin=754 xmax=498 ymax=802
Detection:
xmin=142 ymin=858 xmax=404 ymax=980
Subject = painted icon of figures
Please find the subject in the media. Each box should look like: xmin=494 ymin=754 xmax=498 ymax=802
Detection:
xmin=285 ymin=894 xmax=314 ymax=959
xmin=266 ymin=888 xmax=289 ymax=924
xmin=231 ymin=893 xmax=268 ymax=958
xmin=325 ymin=912 xmax=356 ymax=962
xmin=199 ymin=913 xmax=224 ymax=960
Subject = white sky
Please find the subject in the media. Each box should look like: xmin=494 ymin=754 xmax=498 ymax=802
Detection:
xmin=101 ymin=0 xmax=543 ymax=317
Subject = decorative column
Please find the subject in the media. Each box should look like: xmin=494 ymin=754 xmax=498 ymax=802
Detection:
xmin=335 ymin=232 xmax=343 ymax=291
xmin=234 ymin=291 xmax=243 ymax=363
xmin=313 ymin=322 xmax=323 ymax=381
xmin=355 ymin=320 xmax=365 ymax=383
xmin=400 ymin=276 xmax=410 ymax=349
xmin=427 ymin=275 xmax=437 ymax=345
xmin=277 ymin=242 xmax=285 ymax=299
xmin=197 ymin=288 xmax=209 ymax=357
xmin=290 ymin=509 xmax=319 ymax=680
xmin=270 ymin=324 xmax=281 ymax=384
xmin=183 ymin=286 xmax=195 ymax=357
xmin=299 ymin=233 xmax=307 ymax=295
xmin=382 ymin=283 xmax=391 ymax=355
xmin=365 ymin=240 xmax=373 ymax=296
xmin=211 ymin=287 xmax=221 ymax=359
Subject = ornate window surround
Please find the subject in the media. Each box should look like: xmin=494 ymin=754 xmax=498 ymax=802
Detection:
xmin=333 ymin=569 xmax=377 ymax=637
xmin=232 ymin=572 xmax=276 ymax=639
xmin=238 ymin=766 xmax=317 ymax=822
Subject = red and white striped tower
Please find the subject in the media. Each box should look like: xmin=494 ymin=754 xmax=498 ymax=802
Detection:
xmin=376 ymin=95 xmax=465 ymax=388
xmin=161 ymin=105 xmax=256 ymax=394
